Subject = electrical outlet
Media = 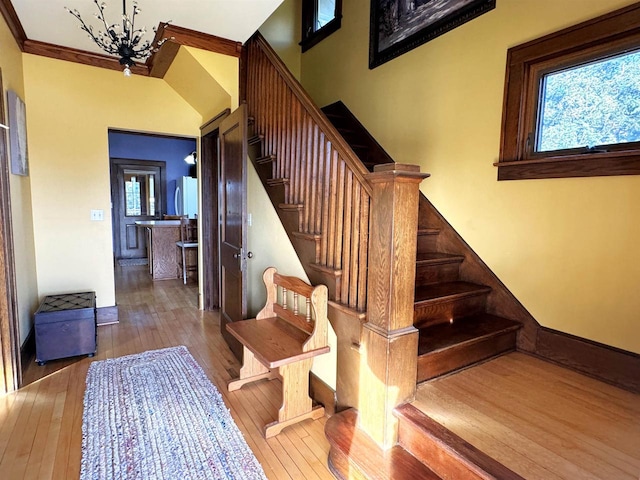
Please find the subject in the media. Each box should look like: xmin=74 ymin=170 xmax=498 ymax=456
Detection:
xmin=90 ymin=209 xmax=104 ymax=221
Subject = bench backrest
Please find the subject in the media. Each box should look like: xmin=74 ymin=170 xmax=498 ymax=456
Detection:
xmin=256 ymin=267 xmax=328 ymax=353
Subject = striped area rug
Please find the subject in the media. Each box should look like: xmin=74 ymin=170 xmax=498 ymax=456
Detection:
xmin=80 ymin=346 xmax=267 ymax=480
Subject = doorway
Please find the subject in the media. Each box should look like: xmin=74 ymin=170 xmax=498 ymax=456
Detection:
xmin=110 ymin=159 xmax=165 ymax=261
xmin=200 ymin=109 xmax=230 ymax=310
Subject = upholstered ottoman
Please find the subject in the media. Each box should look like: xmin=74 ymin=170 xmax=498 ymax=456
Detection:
xmin=34 ymin=292 xmax=97 ymax=365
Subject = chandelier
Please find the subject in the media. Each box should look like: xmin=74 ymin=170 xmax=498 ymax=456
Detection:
xmin=66 ymin=0 xmax=170 ymax=76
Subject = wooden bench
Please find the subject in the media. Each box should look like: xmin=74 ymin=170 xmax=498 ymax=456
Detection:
xmin=226 ymin=267 xmax=330 ymax=438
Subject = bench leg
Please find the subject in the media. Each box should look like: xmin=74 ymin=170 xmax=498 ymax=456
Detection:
xmin=263 ymin=358 xmax=325 ymax=438
xmin=228 ymin=347 xmax=277 ymax=392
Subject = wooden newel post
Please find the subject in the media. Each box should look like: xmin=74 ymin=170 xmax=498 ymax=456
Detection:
xmin=359 ymin=163 xmax=429 ymax=449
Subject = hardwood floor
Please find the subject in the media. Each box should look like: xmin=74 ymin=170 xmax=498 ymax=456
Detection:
xmin=414 ymin=352 xmax=640 ymax=480
xmin=0 ymin=266 xmax=335 ymax=479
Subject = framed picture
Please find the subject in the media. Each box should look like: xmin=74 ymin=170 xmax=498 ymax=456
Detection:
xmin=369 ymin=0 xmax=496 ymax=69
xmin=7 ymin=90 xmax=28 ymax=176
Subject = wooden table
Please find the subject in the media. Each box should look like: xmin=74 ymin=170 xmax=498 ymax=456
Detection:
xmin=135 ymin=220 xmax=180 ymax=280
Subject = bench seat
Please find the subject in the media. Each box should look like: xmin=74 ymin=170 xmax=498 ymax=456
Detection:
xmin=226 ymin=267 xmax=330 ymax=438
xmin=227 ymin=316 xmax=330 ymax=368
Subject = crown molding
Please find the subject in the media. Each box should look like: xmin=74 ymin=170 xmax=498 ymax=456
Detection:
xmin=0 ymin=0 xmax=26 ymax=49
xmin=0 ymin=4 xmax=243 ymax=78
xmin=23 ymin=39 xmax=150 ymax=75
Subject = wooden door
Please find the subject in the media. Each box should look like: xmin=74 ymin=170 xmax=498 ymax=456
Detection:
xmin=219 ymin=104 xmax=248 ymax=359
xmin=110 ymin=159 xmax=165 ymax=260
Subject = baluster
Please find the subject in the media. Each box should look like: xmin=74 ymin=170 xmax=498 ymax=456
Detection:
xmin=348 ymin=175 xmax=360 ymax=308
xmin=342 ymin=168 xmax=354 ymax=304
xmin=293 ymin=292 xmax=299 ymax=315
xmin=357 ymin=189 xmax=370 ymax=312
xmin=306 ymin=298 xmax=311 ymax=323
xmin=282 ymin=287 xmax=288 ymax=310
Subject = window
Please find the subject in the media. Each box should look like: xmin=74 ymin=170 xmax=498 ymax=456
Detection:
xmin=301 ymin=0 xmax=342 ymax=52
xmin=497 ymin=3 xmax=640 ymax=180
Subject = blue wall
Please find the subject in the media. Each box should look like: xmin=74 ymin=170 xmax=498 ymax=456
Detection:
xmin=108 ymin=131 xmax=197 ymax=215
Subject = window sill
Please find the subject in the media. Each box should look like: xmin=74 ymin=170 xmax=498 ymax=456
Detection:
xmin=300 ymin=17 xmax=342 ymax=53
xmin=495 ymin=151 xmax=640 ymax=180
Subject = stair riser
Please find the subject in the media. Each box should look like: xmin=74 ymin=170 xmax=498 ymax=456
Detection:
xmin=278 ymin=207 xmax=303 ymax=234
xmin=417 ymin=331 xmax=517 ymax=382
xmin=266 ymin=182 xmax=288 ymax=205
xmin=398 ymin=423 xmax=488 ymax=480
xmin=289 ymin=234 xmax=321 ymax=268
xmin=396 ymin=405 xmax=524 ymax=480
xmin=414 ymin=295 xmax=487 ymax=329
xmin=417 ymin=234 xmax=438 ymax=252
xmin=415 ymin=262 xmax=460 ymax=285
xmin=307 ymin=269 xmax=341 ymax=303
xmin=254 ymin=160 xmax=274 ymax=181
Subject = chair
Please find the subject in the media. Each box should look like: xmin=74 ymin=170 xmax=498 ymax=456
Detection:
xmin=176 ymin=217 xmax=198 ymax=284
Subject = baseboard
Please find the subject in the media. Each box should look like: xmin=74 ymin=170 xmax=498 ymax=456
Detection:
xmin=310 ymin=372 xmax=337 ymax=416
xmin=20 ymin=327 xmax=35 ymax=368
xmin=97 ymin=305 xmax=119 ymax=326
xmin=535 ymin=327 xmax=640 ymax=394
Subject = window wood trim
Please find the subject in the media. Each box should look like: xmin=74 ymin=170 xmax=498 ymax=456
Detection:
xmin=497 ymin=2 xmax=640 ymax=180
xmin=300 ymin=0 xmax=342 ymax=53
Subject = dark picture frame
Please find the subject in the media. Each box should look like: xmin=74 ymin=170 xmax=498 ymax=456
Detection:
xmin=369 ymin=0 xmax=496 ymax=69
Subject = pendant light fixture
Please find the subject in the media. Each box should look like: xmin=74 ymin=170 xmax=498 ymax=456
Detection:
xmin=66 ymin=0 xmax=171 ymax=76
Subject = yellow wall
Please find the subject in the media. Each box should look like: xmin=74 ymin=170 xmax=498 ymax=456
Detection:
xmin=247 ymin=164 xmax=337 ymax=388
xmin=0 ymin=15 xmax=39 ymax=346
xmin=165 ymin=47 xmax=237 ymax=120
xmin=22 ymin=55 xmax=202 ymax=312
xmin=259 ymin=0 xmax=302 ymax=80
xmin=296 ymin=0 xmax=640 ymax=353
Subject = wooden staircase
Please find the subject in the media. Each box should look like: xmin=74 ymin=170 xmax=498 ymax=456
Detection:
xmin=242 ymin=34 xmax=539 ymax=479
xmin=322 ymin=101 xmax=523 ymax=383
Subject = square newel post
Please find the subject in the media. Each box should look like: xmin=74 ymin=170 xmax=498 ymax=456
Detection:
xmin=359 ymin=163 xmax=429 ymax=449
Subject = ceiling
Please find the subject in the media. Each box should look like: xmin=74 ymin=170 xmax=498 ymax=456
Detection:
xmin=11 ymin=0 xmax=284 ymax=57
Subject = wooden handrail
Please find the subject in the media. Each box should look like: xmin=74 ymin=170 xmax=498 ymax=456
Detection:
xmin=251 ymin=33 xmax=372 ymax=194
xmin=245 ymin=33 xmax=372 ymax=312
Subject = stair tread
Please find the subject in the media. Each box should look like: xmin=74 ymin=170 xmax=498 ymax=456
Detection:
xmin=279 ymin=203 xmax=303 ymax=211
xmin=415 ymin=282 xmax=491 ymax=304
xmin=256 ymin=154 xmax=276 ymax=164
xmin=326 ymin=409 xmax=443 ymax=480
xmin=418 ymin=313 xmax=520 ymax=355
xmin=266 ymin=178 xmax=289 ymax=185
xmin=416 ymin=252 xmax=464 ymax=265
xmin=248 ymin=134 xmax=263 ymax=145
xmin=417 ymin=228 xmax=440 ymax=235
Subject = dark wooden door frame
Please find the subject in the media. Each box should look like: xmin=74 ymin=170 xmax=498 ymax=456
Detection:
xmin=200 ymin=109 xmax=230 ymax=311
xmin=0 ymin=70 xmax=22 ymax=393
xmin=109 ymin=158 xmax=166 ymax=260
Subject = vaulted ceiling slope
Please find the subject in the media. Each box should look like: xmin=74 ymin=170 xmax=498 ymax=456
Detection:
xmin=2 ymin=0 xmax=283 ymax=76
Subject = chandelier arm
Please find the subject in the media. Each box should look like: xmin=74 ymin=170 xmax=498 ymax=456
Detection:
xmin=92 ymin=0 xmax=116 ymax=41
xmin=67 ymin=8 xmax=118 ymax=55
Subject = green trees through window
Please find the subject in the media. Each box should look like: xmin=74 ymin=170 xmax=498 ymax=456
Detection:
xmin=538 ymin=50 xmax=640 ymax=152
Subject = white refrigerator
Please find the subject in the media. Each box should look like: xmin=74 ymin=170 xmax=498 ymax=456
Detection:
xmin=174 ymin=176 xmax=198 ymax=219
